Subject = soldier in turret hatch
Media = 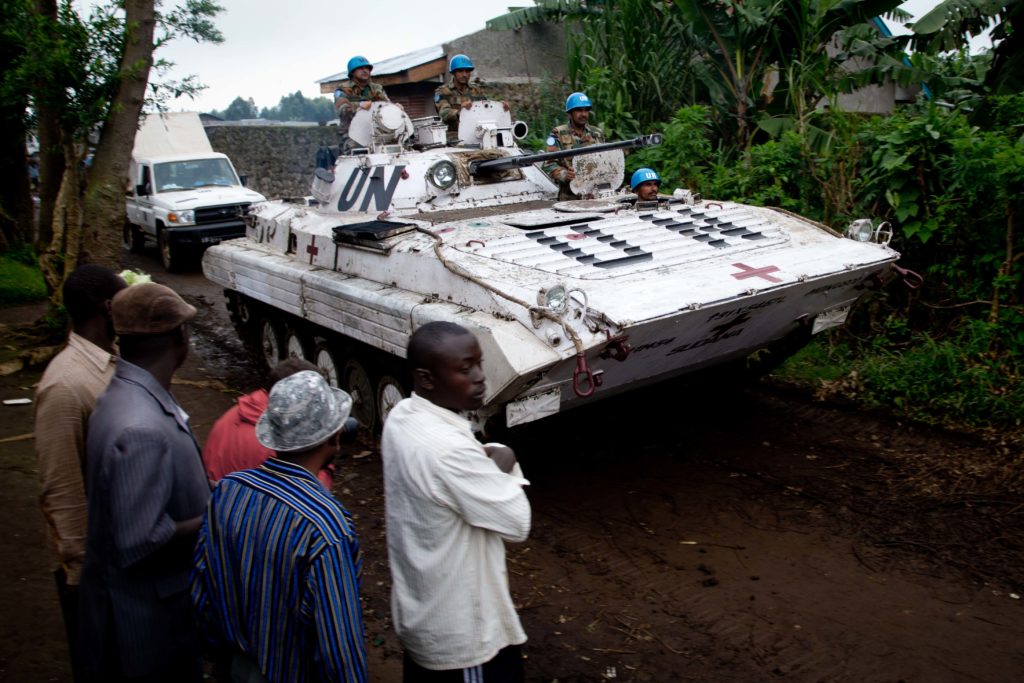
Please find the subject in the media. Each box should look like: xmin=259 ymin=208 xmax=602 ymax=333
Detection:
xmin=434 ymin=54 xmax=509 ymax=144
xmin=334 ymin=55 xmax=392 ymax=152
xmin=630 ymin=167 xmax=662 ymax=202
xmin=543 ymin=92 xmax=606 ymax=200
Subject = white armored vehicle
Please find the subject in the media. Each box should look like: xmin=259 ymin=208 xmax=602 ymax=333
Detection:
xmin=203 ymin=102 xmax=911 ymax=431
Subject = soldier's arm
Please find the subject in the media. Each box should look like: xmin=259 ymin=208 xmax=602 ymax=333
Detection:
xmin=542 ymin=131 xmax=571 ymax=182
xmin=435 ymin=90 xmax=457 ymax=123
xmin=335 ymin=87 xmax=356 ymax=116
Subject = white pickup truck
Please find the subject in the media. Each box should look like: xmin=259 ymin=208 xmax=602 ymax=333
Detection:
xmin=124 ymin=112 xmax=266 ymax=271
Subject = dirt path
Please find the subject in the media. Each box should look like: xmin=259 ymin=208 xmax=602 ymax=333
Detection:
xmin=2 ymin=251 xmax=1021 ymax=682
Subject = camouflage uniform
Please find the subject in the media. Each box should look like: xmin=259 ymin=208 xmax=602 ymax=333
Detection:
xmin=542 ymin=123 xmax=606 ymax=200
xmin=334 ymin=79 xmax=391 ymax=151
xmin=434 ymin=81 xmax=488 ymax=140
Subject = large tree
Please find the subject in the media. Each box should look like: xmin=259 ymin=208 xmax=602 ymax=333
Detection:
xmin=3 ymin=0 xmax=223 ymax=303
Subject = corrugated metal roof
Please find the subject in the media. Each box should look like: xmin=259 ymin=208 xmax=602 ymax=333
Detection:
xmin=317 ymin=44 xmax=444 ymax=84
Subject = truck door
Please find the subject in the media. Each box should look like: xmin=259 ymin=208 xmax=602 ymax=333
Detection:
xmin=137 ymin=165 xmax=155 ymax=231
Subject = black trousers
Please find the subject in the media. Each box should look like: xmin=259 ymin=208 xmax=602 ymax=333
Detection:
xmin=55 ymin=568 xmax=85 ymax=682
xmin=403 ymin=644 xmax=524 ymax=683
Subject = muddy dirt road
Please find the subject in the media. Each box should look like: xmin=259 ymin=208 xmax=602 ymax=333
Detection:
xmin=2 ymin=249 xmax=1022 ymax=682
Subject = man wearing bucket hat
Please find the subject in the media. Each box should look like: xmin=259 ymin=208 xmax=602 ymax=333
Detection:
xmin=202 ymin=358 xmax=337 ymax=489
xmin=192 ymin=370 xmax=366 ymax=683
xmin=543 ymin=91 xmax=606 ymax=200
xmin=334 ymin=55 xmax=391 ymax=152
xmin=78 ymin=282 xmax=210 ymax=682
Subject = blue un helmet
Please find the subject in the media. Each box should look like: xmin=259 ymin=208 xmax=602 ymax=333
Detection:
xmin=449 ymin=54 xmax=474 ymax=72
xmin=347 ymin=55 xmax=372 ymax=73
xmin=565 ymin=92 xmax=593 ymax=112
xmin=630 ymin=167 xmax=661 ymax=190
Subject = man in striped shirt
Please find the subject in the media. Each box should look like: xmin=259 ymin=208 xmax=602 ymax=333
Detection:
xmin=191 ymin=370 xmax=366 ymax=683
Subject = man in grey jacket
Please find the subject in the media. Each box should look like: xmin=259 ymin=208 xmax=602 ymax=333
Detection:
xmin=78 ymin=282 xmax=210 ymax=682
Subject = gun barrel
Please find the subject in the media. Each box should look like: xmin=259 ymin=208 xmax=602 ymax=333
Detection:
xmin=469 ymin=133 xmax=663 ymax=175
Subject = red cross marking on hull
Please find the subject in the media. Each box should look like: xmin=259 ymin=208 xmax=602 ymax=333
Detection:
xmin=731 ymin=262 xmax=782 ymax=283
xmin=306 ymin=237 xmax=319 ymax=264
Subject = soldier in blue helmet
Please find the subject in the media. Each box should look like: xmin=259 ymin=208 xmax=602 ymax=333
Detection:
xmin=630 ymin=167 xmax=662 ymax=202
xmin=542 ymin=92 xmax=606 ymax=200
xmin=434 ymin=54 xmax=491 ymax=143
xmin=334 ymin=55 xmax=392 ymax=152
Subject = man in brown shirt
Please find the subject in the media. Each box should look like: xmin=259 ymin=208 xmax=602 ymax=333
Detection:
xmin=34 ymin=264 xmax=126 ymax=680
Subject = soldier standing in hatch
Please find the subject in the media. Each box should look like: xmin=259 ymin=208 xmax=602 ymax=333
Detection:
xmin=334 ymin=55 xmax=391 ymax=153
xmin=434 ymin=54 xmax=508 ymax=144
xmin=543 ymin=92 xmax=605 ymax=200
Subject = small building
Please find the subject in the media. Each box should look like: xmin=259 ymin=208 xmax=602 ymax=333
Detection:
xmin=316 ymin=24 xmax=568 ymax=119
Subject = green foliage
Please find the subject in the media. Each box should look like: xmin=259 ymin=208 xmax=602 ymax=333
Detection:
xmin=516 ymin=77 xmax=573 ymax=151
xmin=0 ymin=246 xmax=47 ymax=305
xmin=215 ymin=96 xmax=258 ymax=120
xmin=567 ymin=0 xmax=701 ymax=139
xmin=857 ymin=321 xmax=1024 ymax=429
xmin=210 ymin=91 xmax=337 ymax=123
xmin=627 ymin=106 xmax=713 ymax=190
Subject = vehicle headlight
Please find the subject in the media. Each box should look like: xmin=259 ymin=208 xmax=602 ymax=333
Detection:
xmin=538 ymin=284 xmax=569 ymax=315
xmin=427 ymin=161 xmax=457 ymax=190
xmin=845 ymin=219 xmax=874 ymax=242
xmin=167 ymin=210 xmax=195 ymax=224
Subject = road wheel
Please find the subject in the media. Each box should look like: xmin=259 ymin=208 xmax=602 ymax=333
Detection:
xmin=225 ymin=291 xmax=257 ymax=341
xmin=158 ymin=226 xmax=183 ymax=272
xmin=376 ymin=372 xmax=409 ymax=428
xmin=313 ymin=340 xmax=343 ymax=388
xmin=343 ymin=357 xmax=376 ymax=432
xmin=123 ymin=220 xmax=145 ymax=253
xmin=258 ymin=316 xmax=285 ymax=371
xmin=283 ymin=327 xmax=312 ymax=361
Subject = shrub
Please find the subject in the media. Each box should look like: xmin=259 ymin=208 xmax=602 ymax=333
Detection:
xmin=0 ymin=246 xmax=46 ymax=306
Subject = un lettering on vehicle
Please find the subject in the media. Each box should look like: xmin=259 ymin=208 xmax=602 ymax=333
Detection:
xmin=337 ymin=165 xmax=407 ymax=212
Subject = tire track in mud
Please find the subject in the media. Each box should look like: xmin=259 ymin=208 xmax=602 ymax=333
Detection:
xmin=511 ymin=385 xmax=1023 ymax=683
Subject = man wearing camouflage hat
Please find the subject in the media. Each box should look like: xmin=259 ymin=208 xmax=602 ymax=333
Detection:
xmin=192 ymin=371 xmax=366 ymax=683
xmin=78 ymin=282 xmax=210 ymax=682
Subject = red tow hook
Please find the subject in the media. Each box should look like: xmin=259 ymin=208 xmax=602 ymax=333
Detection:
xmin=893 ymin=264 xmax=924 ymax=290
xmin=572 ymin=353 xmax=603 ymax=398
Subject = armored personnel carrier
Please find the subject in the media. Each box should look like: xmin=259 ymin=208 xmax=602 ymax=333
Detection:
xmin=203 ymin=102 xmax=910 ymax=431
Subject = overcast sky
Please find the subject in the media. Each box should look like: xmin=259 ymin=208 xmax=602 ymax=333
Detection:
xmin=149 ymin=0 xmax=971 ymax=114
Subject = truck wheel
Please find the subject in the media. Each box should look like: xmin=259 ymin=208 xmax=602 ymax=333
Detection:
xmin=376 ymin=373 xmax=409 ymax=427
xmin=343 ymin=358 xmax=376 ymax=432
xmin=284 ymin=327 xmax=312 ymax=361
xmin=313 ymin=341 xmax=343 ymax=388
xmin=158 ymin=228 xmax=183 ymax=272
xmin=123 ymin=221 xmax=145 ymax=253
xmin=258 ymin=317 xmax=285 ymax=371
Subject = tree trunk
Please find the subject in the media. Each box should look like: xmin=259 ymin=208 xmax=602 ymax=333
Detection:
xmin=78 ymin=0 xmax=156 ymax=269
xmin=34 ymin=0 xmax=63 ymax=250
xmin=40 ymin=139 xmax=84 ymax=307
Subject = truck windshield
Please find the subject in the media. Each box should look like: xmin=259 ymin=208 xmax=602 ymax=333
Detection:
xmin=153 ymin=158 xmax=238 ymax=192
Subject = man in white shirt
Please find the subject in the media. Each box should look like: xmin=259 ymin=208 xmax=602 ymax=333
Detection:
xmin=382 ymin=321 xmax=531 ymax=682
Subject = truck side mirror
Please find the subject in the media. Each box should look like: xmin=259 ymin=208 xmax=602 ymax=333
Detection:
xmin=136 ymin=183 xmax=148 ymax=196
xmin=239 ymin=174 xmax=248 ymax=187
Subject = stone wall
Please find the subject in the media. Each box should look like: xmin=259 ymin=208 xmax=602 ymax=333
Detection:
xmin=204 ymin=123 xmax=340 ymax=199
